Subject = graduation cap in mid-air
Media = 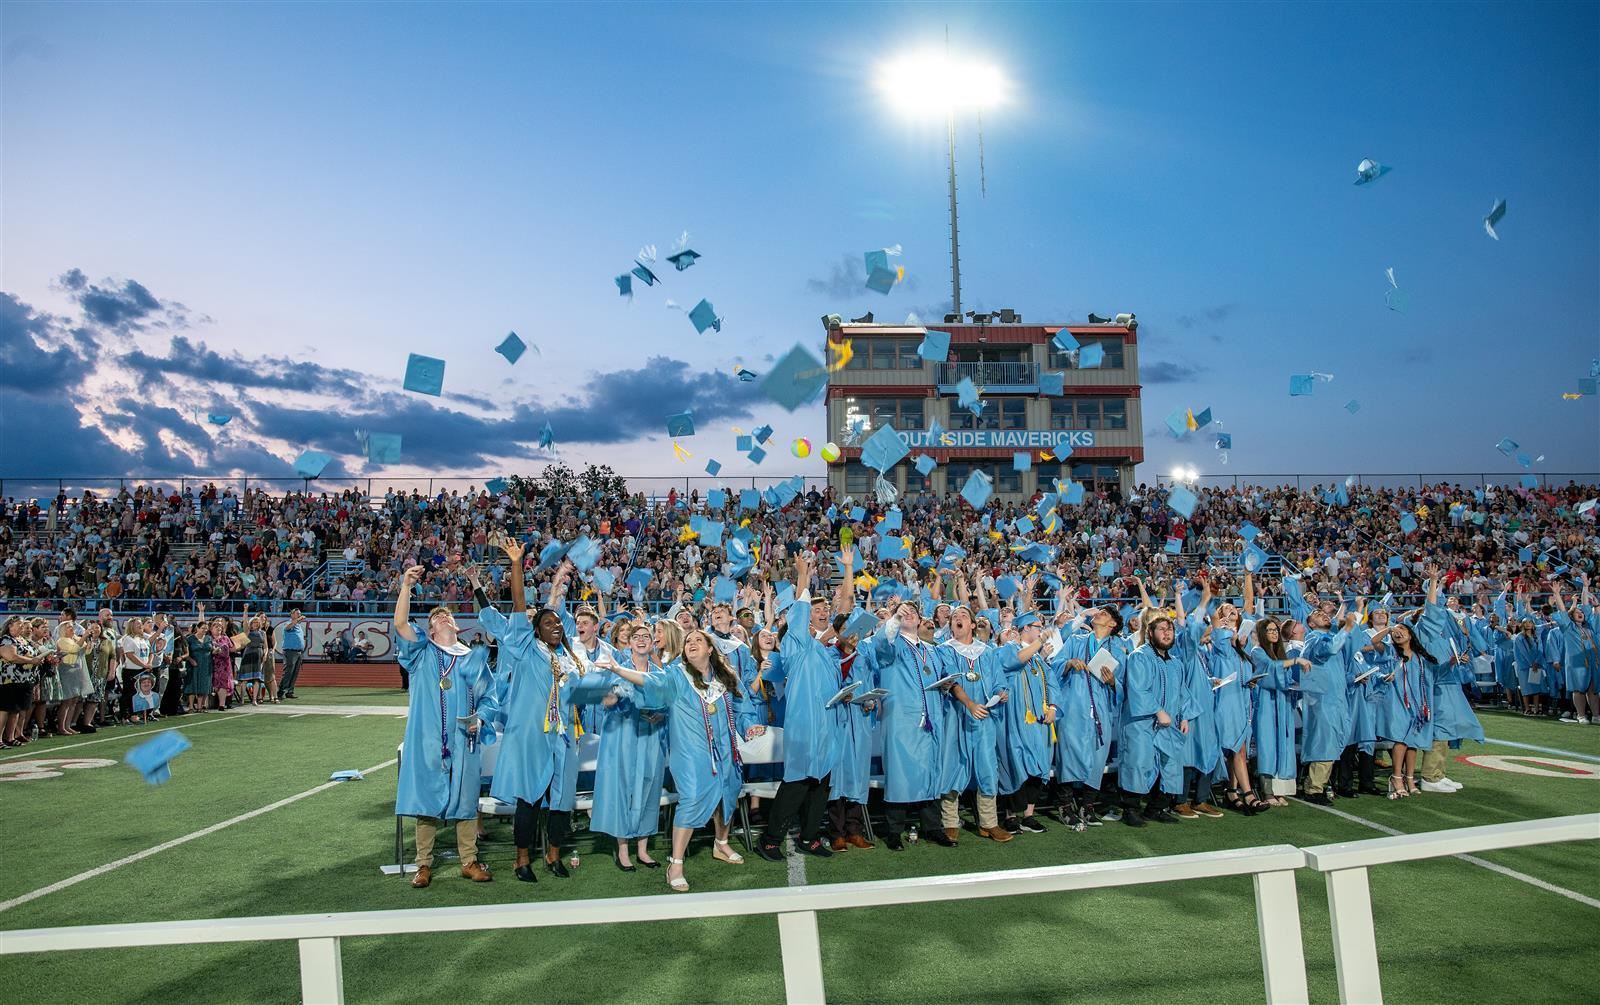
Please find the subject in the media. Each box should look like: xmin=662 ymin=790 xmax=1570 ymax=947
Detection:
xmin=125 ymin=731 xmax=192 ymax=785
xmin=403 ymin=353 xmax=445 ymax=396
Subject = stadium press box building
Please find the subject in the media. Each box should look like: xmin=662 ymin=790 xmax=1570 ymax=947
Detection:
xmin=825 ymin=315 xmax=1145 ymax=500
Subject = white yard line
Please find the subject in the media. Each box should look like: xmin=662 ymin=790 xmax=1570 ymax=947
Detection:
xmin=242 ymin=704 xmax=406 ymax=717
xmin=0 ymin=757 xmax=398 ymax=914
xmin=287 ymin=713 xmax=308 ymax=718
xmin=787 ymin=843 xmax=808 ymax=887
xmin=1300 ymin=800 xmax=1600 ymax=910
xmin=0 ymin=715 xmax=244 ymax=762
xmin=1484 ymin=737 xmax=1600 ymax=764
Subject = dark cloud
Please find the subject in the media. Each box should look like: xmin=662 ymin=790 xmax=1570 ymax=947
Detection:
xmin=122 ymin=335 xmax=371 ymax=397
xmin=56 ymin=269 xmax=192 ymax=331
xmin=1175 ymin=304 xmax=1239 ymax=329
xmin=0 ymin=292 xmax=85 ymax=394
xmin=1141 ymin=360 xmax=1206 ymax=384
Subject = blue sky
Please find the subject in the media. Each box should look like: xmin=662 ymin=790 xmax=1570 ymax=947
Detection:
xmin=3 ymin=1 xmax=1596 ymax=485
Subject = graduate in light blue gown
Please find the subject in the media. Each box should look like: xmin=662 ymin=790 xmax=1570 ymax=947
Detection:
xmin=933 ymin=606 xmax=1016 ymax=842
xmin=755 ymin=552 xmax=848 ymax=860
xmin=1191 ymin=578 xmax=1263 ymax=811
xmin=1245 ymin=618 xmax=1300 ymax=806
xmin=1552 ymin=578 xmax=1600 ymax=722
xmin=570 ymin=606 xmax=619 ymax=736
xmin=996 ymin=612 xmax=1056 ymax=829
xmin=1295 ymin=601 xmax=1355 ymax=804
xmin=1485 ymin=597 xmax=1520 ymax=707
xmin=578 ymin=618 xmax=667 ymax=871
xmin=1050 ymin=606 xmax=1125 ymax=823
xmin=1339 ymin=612 xmax=1384 ymax=797
xmin=1511 ymin=612 xmax=1549 ymax=715
xmin=1116 ymin=614 xmax=1188 ymax=824
xmin=392 ymin=564 xmax=499 ymax=887
xmin=1175 ymin=593 xmax=1224 ymax=816
xmin=606 ymin=628 xmax=752 ymax=893
xmin=1370 ymin=619 xmax=1437 ymax=797
xmin=1409 ymin=569 xmax=1483 ymax=793
xmin=869 ymin=599 xmax=951 ymax=848
xmin=476 ymin=549 xmax=610 ymax=883
xmin=828 ymin=618 xmax=880 ymax=848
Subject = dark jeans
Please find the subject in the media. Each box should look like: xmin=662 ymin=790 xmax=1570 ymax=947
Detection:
xmin=160 ymin=669 xmax=186 ymax=715
xmin=119 ymin=667 xmax=141 ymax=718
xmin=884 ymin=800 xmax=940 ymax=835
xmin=1122 ymin=785 xmax=1169 ymax=813
xmin=1335 ymin=746 xmax=1375 ymax=792
xmin=1184 ymin=767 xmax=1215 ymax=805
xmin=827 ymin=798 xmax=867 ymax=838
xmin=398 ymin=662 xmax=409 ymax=691
xmin=514 ymin=796 xmax=571 ymax=853
xmin=1008 ymin=777 xmax=1046 ymax=815
xmin=278 ymin=650 xmax=304 ymax=695
xmin=762 ymin=774 xmax=831 ymax=844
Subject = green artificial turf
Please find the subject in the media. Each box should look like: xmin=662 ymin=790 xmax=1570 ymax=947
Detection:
xmin=2 ymin=704 xmax=1596 ymax=1003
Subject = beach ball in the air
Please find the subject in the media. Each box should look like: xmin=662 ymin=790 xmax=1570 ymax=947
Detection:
xmin=791 ymin=437 xmax=812 ymax=458
xmin=820 ymin=441 xmax=841 ymax=463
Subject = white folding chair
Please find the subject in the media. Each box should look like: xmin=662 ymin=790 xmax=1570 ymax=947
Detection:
xmin=735 ymin=726 xmax=784 ymax=850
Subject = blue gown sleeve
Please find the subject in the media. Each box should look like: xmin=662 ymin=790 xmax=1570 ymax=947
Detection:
xmin=633 ymin=666 xmax=677 ymax=712
xmin=996 ymin=642 xmax=1025 ymax=673
xmin=1283 ymin=573 xmax=1312 ymax=624
xmin=394 ymin=624 xmax=429 ymax=662
xmin=1124 ymin=650 xmax=1156 ymax=720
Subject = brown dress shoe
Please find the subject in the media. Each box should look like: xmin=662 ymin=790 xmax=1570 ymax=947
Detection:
xmin=1194 ymin=802 xmax=1225 ymax=819
xmin=943 ymin=827 xmax=961 ymax=843
xmin=830 ymin=837 xmax=849 ymax=852
xmin=979 ymin=825 xmax=1014 ymax=843
xmin=845 ymin=834 xmax=874 ymax=849
xmin=460 ymin=861 xmax=493 ymax=882
xmin=411 ymin=865 xmax=432 ymax=888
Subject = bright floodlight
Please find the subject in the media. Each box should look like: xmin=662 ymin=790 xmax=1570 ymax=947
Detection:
xmin=877 ymin=52 xmax=1007 ymax=117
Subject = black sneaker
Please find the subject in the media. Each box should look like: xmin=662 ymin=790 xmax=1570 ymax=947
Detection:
xmin=754 ymin=840 xmax=786 ymax=863
xmin=1019 ymin=816 xmax=1047 ymax=833
xmin=884 ymin=832 xmax=905 ymax=851
xmin=1302 ymin=792 xmax=1333 ymax=806
xmin=1121 ymin=807 xmax=1146 ymax=827
xmin=1002 ymin=817 xmax=1023 ymax=834
xmin=1089 ymin=805 xmax=1113 ymax=825
xmin=1148 ymin=807 xmax=1181 ymax=824
xmin=802 ymin=839 xmax=833 ymax=858
xmin=1334 ymin=788 xmax=1358 ymax=800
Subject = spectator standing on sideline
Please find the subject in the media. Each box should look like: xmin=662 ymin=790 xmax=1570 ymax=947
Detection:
xmin=278 ymin=608 xmax=307 ymax=700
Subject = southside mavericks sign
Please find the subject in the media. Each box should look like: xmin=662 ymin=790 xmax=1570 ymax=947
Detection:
xmin=897 ymin=430 xmax=1097 ymax=449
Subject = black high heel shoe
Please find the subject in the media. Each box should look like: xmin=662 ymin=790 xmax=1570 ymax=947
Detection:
xmin=636 ymin=855 xmax=661 ymax=869
xmin=613 ymin=850 xmax=637 ymax=873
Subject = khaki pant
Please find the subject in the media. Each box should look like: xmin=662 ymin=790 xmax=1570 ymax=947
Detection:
xmin=415 ymin=817 xmax=479 ymax=867
xmin=941 ymin=792 xmax=999 ymax=829
xmin=1305 ymin=761 xmax=1335 ymax=795
xmin=1420 ymin=740 xmax=1449 ymax=783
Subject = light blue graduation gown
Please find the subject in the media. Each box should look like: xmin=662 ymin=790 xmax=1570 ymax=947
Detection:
xmin=1376 ymin=654 xmax=1434 ymax=748
xmin=1248 ymin=645 xmax=1296 ymax=780
xmin=1487 ymin=626 xmax=1518 ymax=690
xmin=998 ymin=646 xmax=1056 ymax=794
xmin=1553 ymin=607 xmax=1599 ymax=693
xmin=830 ymin=641 xmax=878 ymax=804
xmin=1512 ymin=633 xmax=1545 ymax=693
xmin=635 ymin=661 xmax=750 ymax=829
xmin=1540 ymin=624 xmax=1565 ymax=696
xmin=478 ymin=607 xmax=611 ymax=810
xmin=768 ymin=599 xmax=842 ymax=783
xmin=1297 ymin=626 xmax=1352 ymax=762
xmin=936 ymin=640 xmax=1013 ymax=795
xmin=1178 ymin=628 xmax=1223 ymax=778
xmin=1117 ymin=644 xmax=1186 ymax=795
xmin=1416 ymin=602 xmax=1485 ymax=744
xmin=870 ymin=627 xmax=945 ymax=803
xmin=575 ymin=638 xmax=619 ymax=736
xmin=395 ymin=631 xmax=498 ymax=821
xmin=1200 ymin=619 xmax=1252 ymax=753
xmin=582 ymin=670 xmax=668 ymax=840
xmin=1050 ymin=631 xmax=1122 ymax=789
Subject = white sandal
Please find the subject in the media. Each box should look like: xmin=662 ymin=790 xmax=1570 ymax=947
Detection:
xmin=667 ymin=857 xmax=689 ymax=893
xmin=712 ymin=839 xmax=744 ymax=865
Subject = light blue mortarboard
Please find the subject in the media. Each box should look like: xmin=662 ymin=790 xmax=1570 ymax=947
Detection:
xmin=881 ymin=507 xmax=902 ymax=531
xmin=365 ymin=432 xmax=402 ymax=464
xmin=1052 ymin=330 xmax=1079 ymax=353
xmin=747 ymin=445 xmax=767 ymax=464
xmin=879 ymin=535 xmax=909 ymax=560
xmin=843 ymin=608 xmax=878 ymax=640
xmin=1013 ymin=452 xmax=1032 ymax=472
xmin=861 ymin=424 xmax=908 ymax=472
xmin=626 ymin=568 xmax=654 ymax=591
xmin=1098 ymin=559 xmax=1119 ymax=578
xmin=1243 ymin=542 xmax=1270 ymax=573
xmin=1040 ymin=372 xmax=1064 ymax=396
xmin=592 ymin=568 xmax=615 ymax=594
xmin=1193 ymin=407 xmax=1212 ymax=429
xmin=1216 ymin=433 xmax=1233 ymax=450
xmin=699 ymin=521 xmax=725 ymax=547
xmin=568 ymin=536 xmax=601 ymax=572
xmin=955 ymin=377 xmax=984 ymax=414
xmin=403 ymin=353 xmax=445 ymax=396
xmin=755 ymin=424 xmax=774 ymax=443
xmin=495 ymin=332 xmax=527 ymax=364
xmin=1164 ymin=536 xmax=1183 ymax=555
xmin=666 ymin=412 xmax=696 ymax=437
xmin=915 ymin=454 xmax=937 ymax=476
xmin=1399 ymin=512 xmax=1418 ymax=534
xmin=1387 ymin=556 xmax=1404 ymax=571
xmin=960 ymin=470 xmax=993 ymax=510
xmin=849 ymin=505 xmax=866 ymax=521
xmin=735 ymin=365 xmax=758 ymax=382
xmin=294 ymin=451 xmax=332 ymax=479
xmin=539 ymin=422 xmax=555 ymax=449
xmin=707 ymin=488 xmax=726 ymax=508
xmin=631 ymin=261 xmax=659 ymax=286
xmin=1061 ymin=480 xmax=1086 ymax=505
xmin=736 ymin=434 xmax=753 ymax=452
xmin=1495 ymin=437 xmax=1518 ymax=457
xmin=486 ymin=477 xmax=508 ymax=495
xmin=1344 ymin=400 xmax=1361 ymax=415
xmin=864 ymin=249 xmax=898 ymax=293
xmin=1167 ymin=484 xmax=1198 ymax=519
xmin=1238 ymin=521 xmax=1260 ymax=542
xmin=667 ymin=248 xmax=701 ymax=271
xmin=1289 ymin=374 xmax=1315 ymax=396
xmin=687 ymin=299 xmax=722 ymax=334
xmin=1078 ymin=343 xmax=1105 ymax=368
xmin=1520 ymin=473 xmax=1537 ymax=490
xmin=207 ymin=413 xmax=232 ymax=425
xmin=1518 ymin=546 xmax=1533 ymax=563
xmin=705 ymin=459 xmax=722 ymax=477
xmin=739 ymin=488 xmax=759 ymax=511
xmin=918 ymin=330 xmax=951 ymax=362
xmin=1165 ymin=409 xmax=1188 ymax=438
xmin=759 ymin=344 xmax=828 ymax=411
xmin=1354 ymin=158 xmax=1391 ymax=185
xmin=615 ymin=273 xmax=633 ymax=297
xmin=126 ymin=731 xmax=192 ymax=785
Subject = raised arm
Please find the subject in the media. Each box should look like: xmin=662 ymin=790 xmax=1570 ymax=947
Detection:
xmin=1242 ymin=571 xmax=1255 ymax=613
xmin=500 ymin=537 xmax=527 ymax=613
xmin=834 ymin=547 xmax=856 ymax=612
xmin=393 ymin=565 xmax=423 ymax=642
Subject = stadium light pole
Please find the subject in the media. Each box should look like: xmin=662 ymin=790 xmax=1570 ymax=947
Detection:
xmin=876 ymin=48 xmax=1007 ymax=317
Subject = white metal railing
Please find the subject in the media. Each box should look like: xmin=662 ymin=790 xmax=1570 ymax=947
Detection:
xmin=1301 ymin=813 xmax=1600 ymax=1005
xmin=0 ymin=844 xmax=1311 ymax=1005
